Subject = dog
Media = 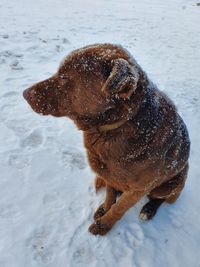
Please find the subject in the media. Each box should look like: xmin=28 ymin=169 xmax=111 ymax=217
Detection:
xmin=23 ymin=43 xmax=190 ymax=235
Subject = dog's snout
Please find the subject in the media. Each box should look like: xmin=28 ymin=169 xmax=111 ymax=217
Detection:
xmin=23 ymin=88 xmax=35 ymax=103
xmin=23 ymin=88 xmax=29 ymax=100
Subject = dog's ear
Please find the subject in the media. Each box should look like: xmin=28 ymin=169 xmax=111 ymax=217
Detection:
xmin=101 ymin=58 xmax=139 ymax=99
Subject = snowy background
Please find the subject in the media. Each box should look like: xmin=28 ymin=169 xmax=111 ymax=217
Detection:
xmin=0 ymin=0 xmax=200 ymax=266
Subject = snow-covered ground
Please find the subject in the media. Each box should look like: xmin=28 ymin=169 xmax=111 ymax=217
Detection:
xmin=0 ymin=0 xmax=200 ymax=266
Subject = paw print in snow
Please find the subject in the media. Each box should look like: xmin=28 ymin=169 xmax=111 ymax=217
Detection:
xmin=61 ymin=148 xmax=86 ymax=170
xmin=21 ymin=128 xmax=44 ymax=149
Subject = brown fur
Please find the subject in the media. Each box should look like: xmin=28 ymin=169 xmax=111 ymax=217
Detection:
xmin=23 ymin=43 xmax=190 ymax=235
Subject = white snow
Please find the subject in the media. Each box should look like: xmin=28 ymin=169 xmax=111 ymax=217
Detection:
xmin=0 ymin=0 xmax=200 ymax=266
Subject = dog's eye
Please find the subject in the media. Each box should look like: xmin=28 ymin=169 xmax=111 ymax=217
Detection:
xmin=60 ymin=75 xmax=67 ymax=80
xmin=79 ymin=115 xmax=90 ymax=121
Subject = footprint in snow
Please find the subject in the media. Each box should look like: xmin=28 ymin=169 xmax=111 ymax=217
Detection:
xmin=67 ymin=214 xmax=94 ymax=265
xmin=8 ymin=150 xmax=31 ymax=169
xmin=0 ymin=50 xmax=23 ymax=66
xmin=70 ymin=240 xmax=95 ymax=267
xmin=62 ymin=37 xmax=70 ymax=44
xmin=0 ymin=50 xmax=13 ymax=58
xmin=10 ymin=59 xmax=23 ymax=70
xmin=68 ymin=197 xmax=89 ymax=220
xmin=69 ymin=238 xmax=96 ymax=267
xmin=26 ymin=226 xmax=55 ymax=265
xmin=107 ymin=223 xmax=144 ymax=261
xmin=122 ymin=223 xmax=144 ymax=249
xmin=61 ymin=148 xmax=87 ymax=170
xmin=55 ymin=44 xmax=64 ymax=53
xmin=4 ymin=119 xmax=30 ymax=137
xmin=1 ymin=34 xmax=9 ymax=39
xmin=42 ymin=192 xmax=65 ymax=210
xmin=128 ymin=223 xmax=144 ymax=247
xmin=21 ymin=128 xmax=44 ymax=149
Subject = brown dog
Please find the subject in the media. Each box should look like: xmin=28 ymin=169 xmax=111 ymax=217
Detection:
xmin=23 ymin=43 xmax=190 ymax=235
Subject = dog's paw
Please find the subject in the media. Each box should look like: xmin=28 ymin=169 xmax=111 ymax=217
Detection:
xmin=139 ymin=210 xmax=150 ymax=221
xmin=93 ymin=204 xmax=107 ymax=220
xmin=139 ymin=199 xmax=163 ymax=220
xmin=88 ymin=220 xmax=111 ymax=236
xmin=139 ymin=204 xmax=157 ymax=220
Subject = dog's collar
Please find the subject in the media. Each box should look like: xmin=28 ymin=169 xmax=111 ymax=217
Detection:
xmin=98 ymin=119 xmax=127 ymax=132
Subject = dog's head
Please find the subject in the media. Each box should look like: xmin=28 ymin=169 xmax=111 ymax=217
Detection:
xmin=23 ymin=44 xmax=141 ymax=130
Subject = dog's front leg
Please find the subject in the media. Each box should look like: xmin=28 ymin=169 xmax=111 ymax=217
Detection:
xmin=89 ymin=189 xmax=145 ymax=235
xmin=93 ymin=185 xmax=118 ymax=220
xmin=95 ymin=176 xmax=106 ymax=192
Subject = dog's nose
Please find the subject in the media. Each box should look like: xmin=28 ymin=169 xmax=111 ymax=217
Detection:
xmin=23 ymin=88 xmax=36 ymax=103
xmin=23 ymin=88 xmax=29 ymax=100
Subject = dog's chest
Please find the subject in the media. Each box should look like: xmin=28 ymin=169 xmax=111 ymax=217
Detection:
xmin=83 ymin=130 xmax=149 ymax=185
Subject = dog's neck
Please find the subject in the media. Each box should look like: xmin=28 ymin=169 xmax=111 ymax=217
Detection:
xmin=84 ymin=74 xmax=148 ymax=133
xmin=98 ymin=118 xmax=127 ymax=132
